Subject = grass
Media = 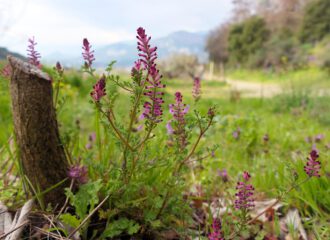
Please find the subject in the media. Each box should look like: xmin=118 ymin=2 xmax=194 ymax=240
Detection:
xmin=0 ymin=68 xmax=329 ymax=236
xmin=226 ymin=67 xmax=329 ymax=86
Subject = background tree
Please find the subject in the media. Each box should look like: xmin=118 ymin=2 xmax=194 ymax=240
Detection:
xmin=158 ymin=53 xmax=202 ymax=79
xmin=228 ymin=16 xmax=269 ymax=65
xmin=232 ymin=0 xmax=254 ymax=22
xmin=205 ymin=24 xmax=230 ymax=64
xmin=300 ymin=0 xmax=330 ymax=43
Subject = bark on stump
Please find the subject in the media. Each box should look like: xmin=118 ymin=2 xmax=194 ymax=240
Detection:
xmin=8 ymin=56 xmax=69 ymax=208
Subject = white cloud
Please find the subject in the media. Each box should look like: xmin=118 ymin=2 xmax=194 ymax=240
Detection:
xmin=1 ymin=0 xmax=233 ymax=56
xmin=2 ymin=0 xmax=134 ymax=55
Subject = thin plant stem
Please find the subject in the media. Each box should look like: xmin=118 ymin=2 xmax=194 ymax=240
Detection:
xmin=122 ymin=73 xmax=149 ymax=175
xmin=156 ymin=115 xmax=214 ymax=219
xmin=95 ymin=108 xmax=103 ymax=162
xmin=99 ymin=108 xmax=134 ymax=151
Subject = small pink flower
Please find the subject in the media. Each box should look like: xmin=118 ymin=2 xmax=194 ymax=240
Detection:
xmin=82 ymin=38 xmax=95 ymax=68
xmin=263 ymin=134 xmax=269 ymax=142
xmin=235 ymin=171 xmax=254 ymax=210
xmin=85 ymin=132 xmax=96 ymax=149
xmin=208 ymin=107 xmax=216 ymax=118
xmin=136 ymin=27 xmax=165 ymax=123
xmin=90 ymin=75 xmax=106 ymax=102
xmin=208 ymin=218 xmax=224 ymax=240
xmin=27 ymin=37 xmax=41 ymax=68
xmin=169 ymin=92 xmax=189 ymax=149
xmin=243 ymin=171 xmax=251 ymax=181
xmin=131 ymin=59 xmax=142 ymax=77
xmin=304 ymin=149 xmax=321 ymax=177
xmin=85 ymin=143 xmax=92 ymax=149
xmin=1 ymin=64 xmax=12 ymax=78
xmin=55 ymin=61 xmax=64 ymax=75
xmin=217 ymin=169 xmax=229 ymax=183
xmin=166 ymin=121 xmax=174 ymax=135
xmin=192 ymin=76 xmax=201 ymax=101
xmin=68 ymin=164 xmax=88 ymax=184
xmin=314 ymin=134 xmax=324 ymax=142
xmin=232 ymin=127 xmax=241 ymax=140
xmin=169 ymin=92 xmax=189 ymax=124
xmin=88 ymin=132 xmax=96 ymax=142
xmin=136 ymin=27 xmax=157 ymax=70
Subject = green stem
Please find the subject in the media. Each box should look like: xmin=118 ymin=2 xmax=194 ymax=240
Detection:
xmin=54 ymin=76 xmax=61 ymax=110
xmin=122 ymin=73 xmax=150 ymax=177
xmin=95 ymin=108 xmax=103 ymax=163
xmin=156 ymin=116 xmax=214 ymax=219
xmin=99 ymin=108 xmax=134 ymax=151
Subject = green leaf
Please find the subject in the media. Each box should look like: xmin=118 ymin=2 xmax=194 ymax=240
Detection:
xmin=101 ymin=218 xmax=140 ymax=238
xmin=150 ymin=219 xmax=162 ymax=228
xmin=127 ymin=222 xmax=140 ymax=235
xmin=65 ymin=180 xmax=103 ymax=219
xmin=60 ymin=213 xmax=81 ymax=229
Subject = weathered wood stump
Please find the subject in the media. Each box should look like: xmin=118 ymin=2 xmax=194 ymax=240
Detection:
xmin=8 ymin=56 xmax=69 ymax=208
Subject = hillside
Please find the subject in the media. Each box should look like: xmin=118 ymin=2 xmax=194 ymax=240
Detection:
xmin=44 ymin=31 xmax=208 ymax=68
xmin=0 ymin=47 xmax=25 ymax=61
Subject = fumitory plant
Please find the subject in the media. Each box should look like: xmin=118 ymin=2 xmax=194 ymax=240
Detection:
xmin=56 ymin=27 xmax=216 ymax=239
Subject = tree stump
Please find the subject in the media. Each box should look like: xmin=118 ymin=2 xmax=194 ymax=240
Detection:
xmin=8 ymin=56 xmax=69 ymax=208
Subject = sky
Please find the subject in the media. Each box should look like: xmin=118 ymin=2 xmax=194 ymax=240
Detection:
xmin=0 ymin=0 xmax=233 ymax=56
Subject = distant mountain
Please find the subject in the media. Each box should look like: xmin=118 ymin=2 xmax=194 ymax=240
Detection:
xmin=94 ymin=31 xmax=208 ymax=67
xmin=0 ymin=47 xmax=25 ymax=61
xmin=43 ymin=31 xmax=208 ymax=68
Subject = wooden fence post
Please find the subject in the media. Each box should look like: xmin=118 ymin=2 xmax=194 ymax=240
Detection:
xmin=8 ymin=56 xmax=69 ymax=208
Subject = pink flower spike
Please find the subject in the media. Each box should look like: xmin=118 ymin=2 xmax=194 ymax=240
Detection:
xmin=1 ymin=64 xmax=12 ymax=78
xmin=169 ymin=92 xmax=189 ymax=125
xmin=136 ymin=27 xmax=157 ymax=70
xmin=304 ymin=149 xmax=321 ymax=177
xmin=90 ymin=75 xmax=106 ymax=102
xmin=68 ymin=164 xmax=88 ymax=184
xmin=166 ymin=121 xmax=174 ymax=135
xmin=27 ymin=37 xmax=41 ymax=68
xmin=131 ymin=59 xmax=143 ymax=77
xmin=235 ymin=171 xmax=254 ymax=210
xmin=243 ymin=171 xmax=251 ymax=181
xmin=208 ymin=218 xmax=224 ymax=240
xmin=82 ymin=38 xmax=95 ymax=68
xmin=192 ymin=76 xmax=201 ymax=101
xmin=168 ymin=92 xmax=189 ymax=149
xmin=136 ymin=27 xmax=165 ymax=123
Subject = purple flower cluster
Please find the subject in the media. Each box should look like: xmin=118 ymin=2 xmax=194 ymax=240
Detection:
xmin=235 ymin=171 xmax=254 ymax=210
xmin=192 ymin=76 xmax=201 ymax=101
xmin=208 ymin=218 xmax=224 ymax=240
xmin=305 ymin=133 xmax=325 ymax=143
xmin=27 ymin=37 xmax=41 ymax=68
xmin=263 ymin=133 xmax=269 ymax=143
xmin=217 ymin=169 xmax=229 ymax=183
xmin=68 ymin=164 xmax=88 ymax=184
xmin=85 ymin=132 xmax=96 ymax=149
xmin=137 ymin=27 xmax=157 ymax=70
xmin=136 ymin=27 xmax=165 ymax=123
xmin=82 ymin=38 xmax=95 ymax=68
xmin=314 ymin=134 xmax=324 ymax=143
xmin=304 ymin=149 xmax=321 ymax=177
xmin=131 ymin=59 xmax=142 ymax=77
xmin=1 ymin=64 xmax=12 ymax=78
xmin=232 ymin=127 xmax=241 ymax=140
xmin=90 ymin=75 xmax=106 ymax=102
xmin=169 ymin=92 xmax=189 ymax=125
xmin=168 ymin=92 xmax=189 ymax=149
xmin=55 ymin=61 xmax=64 ymax=76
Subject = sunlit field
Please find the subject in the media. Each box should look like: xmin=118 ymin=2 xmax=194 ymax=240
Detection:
xmin=1 ymin=0 xmax=330 ymax=239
